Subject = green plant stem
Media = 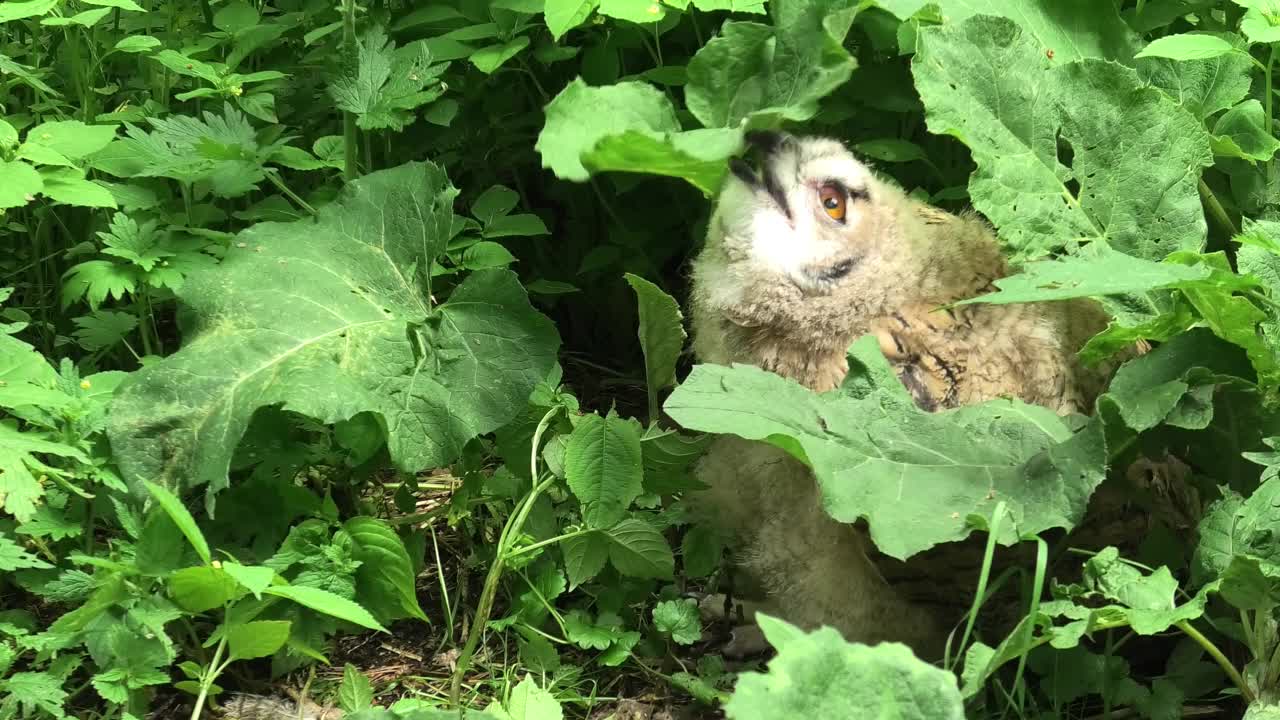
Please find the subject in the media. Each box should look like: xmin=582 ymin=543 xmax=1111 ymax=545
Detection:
xmin=341 ymin=0 xmax=360 ymax=183
xmin=1267 ymin=45 xmax=1277 ymax=140
xmin=189 ymin=635 xmax=228 ymax=720
xmin=950 ymin=500 xmax=1007 ymax=670
xmin=199 ymin=0 xmax=214 ymax=28
xmin=448 ymin=407 xmax=561 ymax=709
xmin=1010 ymin=537 xmax=1047 ymax=710
xmin=1199 ymin=178 xmax=1239 ymax=237
xmin=1176 ymin=620 xmax=1254 ymax=703
xmin=266 ymin=171 xmax=317 ymax=215
xmin=448 ymin=475 xmax=556 ymax=708
xmin=505 ymin=527 xmax=594 ymax=560
xmin=430 ymin=524 xmax=455 ymax=647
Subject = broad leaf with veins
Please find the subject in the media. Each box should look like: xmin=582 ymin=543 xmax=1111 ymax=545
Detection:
xmin=107 ymin=162 xmax=559 ymax=512
xmin=664 ymin=336 xmax=1107 ymax=560
xmin=912 ymin=15 xmax=1212 ymax=261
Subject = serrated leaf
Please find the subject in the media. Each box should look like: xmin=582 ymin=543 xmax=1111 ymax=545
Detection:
xmin=624 ymin=273 xmax=685 ymax=417
xmin=62 ymin=260 xmax=139 ymax=309
xmin=913 ymin=15 xmax=1212 ymax=260
xmin=0 ymin=422 xmax=90 ymax=523
xmin=605 ymin=518 xmax=674 ymax=578
xmin=1212 ymin=100 xmax=1280 ymax=162
xmin=563 ymin=610 xmax=618 ymax=650
xmin=538 ymin=73 xmax=749 ymax=192
xmin=263 ymin=584 xmax=387 ymax=631
xmin=328 ymin=26 xmax=447 ymax=131
xmin=345 ymin=516 xmax=428 ymax=622
xmin=1193 ymin=476 xmax=1280 ymax=588
xmin=107 ymin=162 xmax=558 ymax=511
xmin=561 ymin=530 xmax=608 ymax=586
xmin=152 ymin=50 xmax=222 ymax=84
xmin=0 ymin=532 xmax=52 ymax=571
xmin=723 ymin=614 xmax=964 ymax=720
xmin=340 ymin=663 xmax=375 ymax=712
xmin=221 ymin=562 xmax=275 ymax=597
xmin=878 ymin=0 xmax=1140 ymax=60
xmin=685 ymin=0 xmax=861 ymax=129
xmin=168 ymin=566 xmax=240 ymax=612
xmin=143 ymin=480 xmax=211 ymax=564
xmin=1099 ymin=329 xmax=1251 ymax=433
xmin=1074 ymin=547 xmax=1213 ymax=634
xmin=228 ymin=620 xmax=291 ymax=659
xmin=491 ymin=676 xmax=563 ymax=720
xmin=653 ymin=599 xmax=701 ymax=644
xmin=1 ymin=671 xmax=69 ymax=719
xmin=951 ymin=241 xmax=1221 ymax=307
xmin=565 ymin=412 xmax=644 ymax=528
xmin=72 ymin=310 xmax=139 ymax=352
xmin=1138 ymin=35 xmax=1253 ymax=120
xmin=664 ymin=336 xmax=1107 ymax=560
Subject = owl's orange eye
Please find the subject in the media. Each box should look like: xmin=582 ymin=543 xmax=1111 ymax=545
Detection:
xmin=819 ymin=184 xmax=846 ymax=221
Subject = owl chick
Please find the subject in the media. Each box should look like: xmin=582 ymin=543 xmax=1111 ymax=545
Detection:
xmin=685 ymin=131 xmax=1125 ymax=659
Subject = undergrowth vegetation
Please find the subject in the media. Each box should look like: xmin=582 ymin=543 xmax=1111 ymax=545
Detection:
xmin=5 ymin=0 xmax=1280 ymax=718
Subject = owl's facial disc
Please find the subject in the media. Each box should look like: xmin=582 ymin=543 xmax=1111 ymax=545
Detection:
xmin=717 ymin=132 xmax=877 ymax=293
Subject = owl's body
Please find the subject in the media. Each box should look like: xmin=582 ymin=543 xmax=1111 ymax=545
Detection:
xmin=218 ymin=693 xmax=342 ymax=720
xmin=685 ymin=132 xmax=1126 ymax=658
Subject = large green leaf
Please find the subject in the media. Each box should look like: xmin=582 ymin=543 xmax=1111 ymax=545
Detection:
xmin=536 ymin=78 xmax=738 ymax=193
xmin=535 ymin=0 xmax=863 ymax=194
xmin=227 ymin=620 xmax=291 ymax=660
xmin=143 ymin=480 xmax=212 ymax=565
xmin=564 ymin=412 xmax=644 ymax=528
xmin=263 ymin=584 xmax=387 ymax=632
xmin=665 ymin=336 xmax=1107 ymax=560
xmin=1193 ymin=475 xmax=1280 ymax=593
xmin=913 ymin=15 xmax=1212 ymax=261
xmin=0 ymin=159 xmax=41 ymax=209
xmin=345 ymin=516 xmax=427 ymax=623
xmin=1137 ymin=35 xmax=1254 ymax=121
xmin=879 ymin=0 xmax=1140 ymax=61
xmin=724 ymin=614 xmax=964 ymax=719
xmin=624 ymin=273 xmax=686 ymax=419
xmin=685 ymin=0 xmax=862 ymax=128
xmin=108 ymin=162 xmax=559 ymax=511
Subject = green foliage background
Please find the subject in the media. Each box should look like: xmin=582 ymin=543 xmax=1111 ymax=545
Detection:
xmin=5 ymin=0 xmax=1280 ymax=718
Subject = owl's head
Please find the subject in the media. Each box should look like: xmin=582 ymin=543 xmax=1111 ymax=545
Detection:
xmin=715 ymin=131 xmax=897 ymax=293
xmin=691 ymin=132 xmax=933 ymax=360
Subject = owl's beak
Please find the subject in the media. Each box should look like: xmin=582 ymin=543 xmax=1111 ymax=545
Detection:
xmin=728 ymin=131 xmax=793 ymax=220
